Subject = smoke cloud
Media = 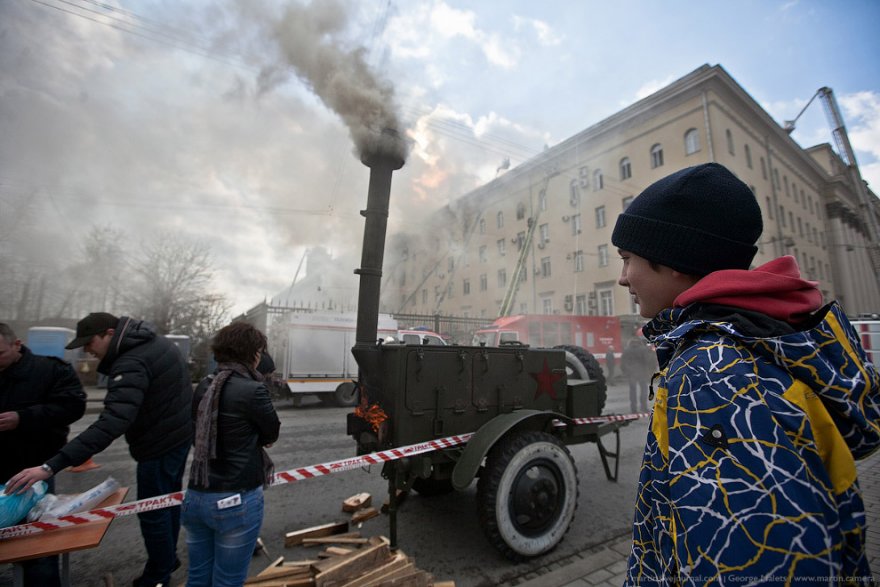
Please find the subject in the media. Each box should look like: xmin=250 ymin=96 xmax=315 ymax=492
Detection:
xmin=258 ymin=0 xmax=410 ymax=162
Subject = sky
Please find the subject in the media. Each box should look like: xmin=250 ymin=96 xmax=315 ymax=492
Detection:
xmin=2 ymin=0 xmax=879 ymax=317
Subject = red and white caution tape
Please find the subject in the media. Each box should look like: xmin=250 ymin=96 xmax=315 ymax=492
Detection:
xmin=0 ymin=412 xmax=648 ymax=540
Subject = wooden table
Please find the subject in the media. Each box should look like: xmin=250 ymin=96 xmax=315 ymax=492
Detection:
xmin=0 ymin=487 xmax=129 ymax=587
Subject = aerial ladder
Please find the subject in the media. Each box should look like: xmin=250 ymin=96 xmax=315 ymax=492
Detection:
xmin=498 ymin=209 xmax=541 ymax=317
xmin=785 ymin=87 xmax=880 ymax=278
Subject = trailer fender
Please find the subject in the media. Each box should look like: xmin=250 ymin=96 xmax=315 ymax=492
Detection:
xmin=451 ymin=409 xmax=569 ymax=491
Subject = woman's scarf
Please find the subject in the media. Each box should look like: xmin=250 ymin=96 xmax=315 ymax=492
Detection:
xmin=190 ymin=361 xmax=266 ymax=488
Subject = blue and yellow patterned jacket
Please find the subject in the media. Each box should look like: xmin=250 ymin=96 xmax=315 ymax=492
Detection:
xmin=626 ymin=301 xmax=880 ymax=586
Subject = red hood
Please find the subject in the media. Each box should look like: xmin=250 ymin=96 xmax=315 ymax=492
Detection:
xmin=673 ymin=256 xmax=823 ymax=324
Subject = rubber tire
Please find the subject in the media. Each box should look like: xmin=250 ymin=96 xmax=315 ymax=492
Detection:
xmin=411 ymin=476 xmax=455 ymax=496
xmin=477 ymin=430 xmax=579 ymax=561
xmin=333 ymin=382 xmax=359 ymax=407
xmin=555 ymin=345 xmax=607 ymax=414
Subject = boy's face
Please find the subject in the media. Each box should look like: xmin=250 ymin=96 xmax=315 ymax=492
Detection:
xmin=617 ymin=250 xmax=699 ymax=319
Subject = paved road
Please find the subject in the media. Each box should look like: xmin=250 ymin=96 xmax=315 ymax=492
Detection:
xmin=0 ymin=381 xmax=646 ymax=587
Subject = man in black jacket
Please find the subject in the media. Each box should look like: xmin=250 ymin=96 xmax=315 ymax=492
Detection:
xmin=6 ymin=313 xmax=194 ymax=587
xmin=0 ymin=322 xmax=86 ymax=586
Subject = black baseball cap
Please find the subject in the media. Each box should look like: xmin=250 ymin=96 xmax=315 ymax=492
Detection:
xmin=66 ymin=312 xmax=118 ymax=349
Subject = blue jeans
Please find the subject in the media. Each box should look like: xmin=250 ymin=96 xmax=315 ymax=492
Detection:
xmin=135 ymin=442 xmax=189 ymax=587
xmin=182 ymin=486 xmax=264 ymax=587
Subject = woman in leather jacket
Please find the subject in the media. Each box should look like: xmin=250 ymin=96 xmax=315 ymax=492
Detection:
xmin=182 ymin=322 xmax=280 ymax=587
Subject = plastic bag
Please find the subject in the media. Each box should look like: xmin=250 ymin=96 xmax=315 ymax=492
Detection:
xmin=42 ymin=476 xmax=120 ymax=518
xmin=0 ymin=481 xmax=47 ymax=528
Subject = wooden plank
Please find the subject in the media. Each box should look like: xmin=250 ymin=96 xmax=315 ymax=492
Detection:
xmin=302 ymin=537 xmax=370 ymax=546
xmin=312 ymin=542 xmax=392 ymax=587
xmin=245 ymin=565 xmax=312 ymax=583
xmin=351 ymin=507 xmax=380 ymax=524
xmin=283 ymin=560 xmax=320 ymax=567
xmin=242 ymin=577 xmax=315 ymax=587
xmin=336 ymin=553 xmax=409 ymax=587
xmin=325 ymin=546 xmax=354 ymax=556
xmin=342 ymin=492 xmax=372 ymax=512
xmin=432 ymin=582 xmax=456 ymax=587
xmin=284 ymin=521 xmax=350 ymax=547
xmin=256 ymin=556 xmax=286 ymax=576
xmin=356 ymin=561 xmax=415 ymax=587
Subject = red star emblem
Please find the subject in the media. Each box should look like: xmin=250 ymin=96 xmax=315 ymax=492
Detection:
xmin=530 ymin=358 xmax=563 ymax=400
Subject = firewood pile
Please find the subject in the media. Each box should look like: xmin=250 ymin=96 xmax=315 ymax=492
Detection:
xmin=243 ymin=493 xmax=454 ymax=587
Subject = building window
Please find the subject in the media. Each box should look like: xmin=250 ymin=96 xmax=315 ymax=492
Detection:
xmin=593 ymin=169 xmax=603 ymax=191
xmin=792 ymin=182 xmax=799 ymax=203
xmin=479 ymin=218 xmax=486 ymax=234
xmin=773 ymin=169 xmax=780 ymax=189
xmin=622 ymin=195 xmax=634 ymax=211
xmin=598 ymin=244 xmax=609 ymax=267
xmin=760 ymin=157 xmax=767 ymax=180
xmin=685 ymin=128 xmax=700 ymax=155
xmin=480 ymin=273 xmax=487 ymax=291
xmin=516 ymin=203 xmax=526 ymax=220
xmin=479 ymin=245 xmax=487 ymax=262
xmin=595 ymin=206 xmax=606 ymax=228
xmin=496 ymin=211 xmax=504 ymax=229
xmin=463 ymin=279 xmax=470 ymax=295
xmin=779 ymin=205 xmax=786 ymax=227
xmin=574 ymin=250 xmax=584 ymax=272
xmin=726 ymin=129 xmax=735 ymax=155
xmin=598 ymin=289 xmax=614 ymax=316
xmin=784 ymin=176 xmax=789 ymax=197
xmin=572 ymin=214 xmax=582 ymax=235
xmin=569 ymin=180 xmax=580 ymax=207
xmin=650 ymin=143 xmax=664 ymax=168
xmin=575 ymin=294 xmax=587 ymax=315
xmin=619 ymin=157 xmax=632 ymax=180
xmin=497 ymin=269 xmax=507 ymax=289
xmin=578 ymin=166 xmax=589 ymax=189
xmin=745 ymin=144 xmax=752 ymax=168
xmin=766 ymin=197 xmax=773 ymax=219
xmin=542 ymin=298 xmax=553 ymax=315
xmin=541 ymin=257 xmax=551 ymax=277
xmin=539 ymin=189 xmax=547 ymax=211
xmin=539 ymin=223 xmax=549 ymax=245
xmin=516 ymin=231 xmax=525 ymax=251
xmin=497 ymin=238 xmax=506 ymax=256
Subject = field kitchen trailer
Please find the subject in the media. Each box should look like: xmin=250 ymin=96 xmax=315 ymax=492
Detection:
xmin=345 ymin=130 xmax=628 ymax=561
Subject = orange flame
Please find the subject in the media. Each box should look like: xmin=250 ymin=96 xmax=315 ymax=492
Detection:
xmin=353 ymin=385 xmax=388 ymax=433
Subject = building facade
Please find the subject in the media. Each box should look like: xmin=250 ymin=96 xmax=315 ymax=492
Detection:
xmin=382 ymin=64 xmax=880 ymax=323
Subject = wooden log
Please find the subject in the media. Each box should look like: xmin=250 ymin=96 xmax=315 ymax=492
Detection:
xmin=342 ymin=492 xmax=372 ymax=512
xmin=312 ymin=541 xmax=392 ymax=587
xmin=285 ymin=521 xmax=350 ymax=547
xmin=242 ymin=577 xmax=315 ymax=587
xmin=351 ymin=507 xmax=380 ymax=524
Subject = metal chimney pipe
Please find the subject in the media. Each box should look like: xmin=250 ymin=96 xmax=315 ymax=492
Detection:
xmin=354 ymin=133 xmax=404 ymax=347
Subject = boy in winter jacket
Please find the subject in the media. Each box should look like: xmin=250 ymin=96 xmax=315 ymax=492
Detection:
xmin=611 ymin=162 xmax=879 ymax=585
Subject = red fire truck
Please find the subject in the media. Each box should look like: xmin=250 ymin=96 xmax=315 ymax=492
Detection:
xmin=471 ymin=314 xmax=622 ymax=368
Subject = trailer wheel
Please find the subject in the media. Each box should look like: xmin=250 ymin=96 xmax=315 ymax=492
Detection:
xmin=555 ymin=345 xmax=606 ymax=414
xmin=477 ymin=430 xmax=578 ymax=561
xmin=333 ymin=382 xmax=359 ymax=407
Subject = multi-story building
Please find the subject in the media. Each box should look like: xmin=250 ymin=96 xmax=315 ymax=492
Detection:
xmin=382 ymin=64 xmax=880 ymax=323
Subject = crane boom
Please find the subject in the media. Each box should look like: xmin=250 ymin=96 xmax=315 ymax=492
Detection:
xmin=817 ymin=87 xmax=880 ymax=277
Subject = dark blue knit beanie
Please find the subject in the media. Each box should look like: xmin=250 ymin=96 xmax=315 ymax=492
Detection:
xmin=611 ymin=163 xmax=762 ymax=276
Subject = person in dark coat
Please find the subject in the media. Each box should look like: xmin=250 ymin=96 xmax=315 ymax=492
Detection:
xmin=0 ymin=322 xmax=86 ymax=586
xmin=6 ymin=312 xmax=194 ymax=587
xmin=183 ymin=322 xmax=280 ymax=586
xmin=620 ymin=338 xmax=655 ymax=413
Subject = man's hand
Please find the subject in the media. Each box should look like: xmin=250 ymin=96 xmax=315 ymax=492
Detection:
xmin=4 ymin=466 xmax=51 ymax=495
xmin=0 ymin=411 xmax=20 ymax=431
